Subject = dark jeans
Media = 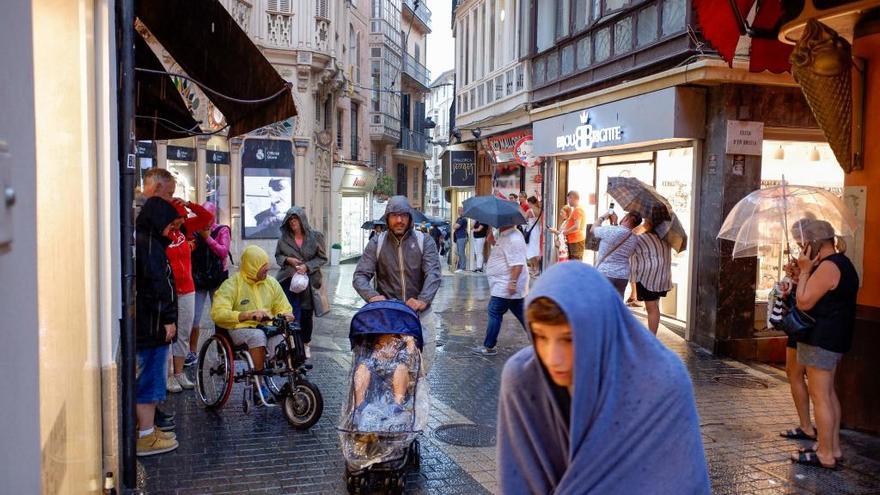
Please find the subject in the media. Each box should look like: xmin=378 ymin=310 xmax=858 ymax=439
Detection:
xmin=455 ymin=237 xmax=468 ymax=270
xmin=484 ymin=296 xmax=526 ymax=349
xmin=607 ymin=276 xmax=628 ymax=298
xmin=280 ymin=278 xmax=315 ymax=343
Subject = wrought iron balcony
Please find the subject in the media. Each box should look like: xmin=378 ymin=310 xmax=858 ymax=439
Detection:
xmin=402 ymin=52 xmax=431 ymax=89
xmin=397 ymin=129 xmax=429 ymax=156
xmin=403 ymin=0 xmax=432 ymax=31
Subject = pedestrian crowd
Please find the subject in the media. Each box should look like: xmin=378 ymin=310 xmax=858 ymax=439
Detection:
xmin=133 ymin=167 xmax=858 ymax=490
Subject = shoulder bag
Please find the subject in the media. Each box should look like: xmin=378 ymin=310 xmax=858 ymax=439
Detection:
xmin=523 ymin=209 xmax=542 ymax=244
xmin=595 ymin=230 xmax=633 ymax=269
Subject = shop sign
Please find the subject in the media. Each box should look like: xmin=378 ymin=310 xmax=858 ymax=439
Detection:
xmin=167 ymin=145 xmax=196 ymax=162
xmin=532 ymin=87 xmax=707 ymax=156
xmin=242 ymin=138 xmax=293 ymax=169
xmin=725 ymin=120 xmax=763 ymax=156
xmin=136 ymin=141 xmax=156 ymax=158
xmin=206 ymin=150 xmax=230 ymax=164
xmin=554 ymin=111 xmax=623 ymax=152
xmin=450 ymin=150 xmax=476 ymax=187
xmin=513 ymin=135 xmax=545 ymax=168
xmin=485 ymin=130 xmax=532 ymax=163
xmin=340 ymin=166 xmax=377 ymax=191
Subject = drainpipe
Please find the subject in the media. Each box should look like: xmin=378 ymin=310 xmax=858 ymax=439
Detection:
xmin=115 ymin=0 xmax=137 ymax=490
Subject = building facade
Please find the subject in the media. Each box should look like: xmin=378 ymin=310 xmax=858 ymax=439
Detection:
xmin=425 ymin=69 xmax=455 ymax=218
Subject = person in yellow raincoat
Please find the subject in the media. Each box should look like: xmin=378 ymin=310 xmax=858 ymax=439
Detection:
xmin=211 ymin=245 xmax=294 ymax=403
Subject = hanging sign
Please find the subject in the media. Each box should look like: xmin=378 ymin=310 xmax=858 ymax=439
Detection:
xmin=449 ymin=150 xmax=476 ymax=187
xmin=513 ymin=135 xmax=544 ymax=167
xmin=206 ymin=150 xmax=230 ymax=164
xmin=725 ymin=120 xmax=764 ymax=156
xmin=167 ymin=145 xmax=196 ymax=162
xmin=485 ymin=129 xmax=532 ymax=163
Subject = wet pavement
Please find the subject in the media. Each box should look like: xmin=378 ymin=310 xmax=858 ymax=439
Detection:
xmin=140 ymin=264 xmax=880 ymax=494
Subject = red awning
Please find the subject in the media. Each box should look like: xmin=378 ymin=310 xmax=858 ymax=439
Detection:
xmin=693 ymin=0 xmax=793 ymax=73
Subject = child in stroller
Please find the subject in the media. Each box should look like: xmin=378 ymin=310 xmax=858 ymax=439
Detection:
xmin=340 ymin=301 xmax=429 ymax=494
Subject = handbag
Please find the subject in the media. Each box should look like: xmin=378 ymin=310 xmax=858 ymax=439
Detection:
xmin=779 ymin=306 xmax=815 ymax=340
xmin=523 ymin=209 xmax=542 ymax=244
xmin=312 ymin=282 xmax=331 ymax=317
xmin=595 ymin=230 xmax=633 ymax=269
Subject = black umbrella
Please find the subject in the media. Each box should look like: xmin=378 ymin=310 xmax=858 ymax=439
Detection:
xmin=462 ymin=196 xmax=527 ymax=228
xmin=361 ymin=219 xmax=386 ymax=229
xmin=410 ymin=209 xmax=431 ymax=225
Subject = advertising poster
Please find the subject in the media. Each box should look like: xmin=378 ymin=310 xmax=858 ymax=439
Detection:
xmin=493 ymin=164 xmax=521 ymax=200
xmin=242 ymin=139 xmax=294 ymax=239
xmin=523 ymin=165 xmax=544 ymax=201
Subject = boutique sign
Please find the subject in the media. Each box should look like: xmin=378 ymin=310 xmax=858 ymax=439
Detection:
xmin=532 ymin=87 xmax=707 ymax=156
xmin=554 ymin=111 xmax=623 ymax=152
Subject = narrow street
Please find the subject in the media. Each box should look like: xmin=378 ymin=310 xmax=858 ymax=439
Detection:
xmin=141 ymin=265 xmax=880 ymax=495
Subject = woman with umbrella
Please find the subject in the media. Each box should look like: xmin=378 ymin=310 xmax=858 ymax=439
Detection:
xmin=788 ymin=218 xmax=859 ymax=470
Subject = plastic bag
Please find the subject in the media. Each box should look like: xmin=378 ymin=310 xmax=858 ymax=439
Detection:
xmin=289 ymin=272 xmax=309 ymax=293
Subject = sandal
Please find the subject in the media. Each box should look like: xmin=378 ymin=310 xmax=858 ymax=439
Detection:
xmin=780 ymin=427 xmax=817 ymax=441
xmin=797 ymin=446 xmax=844 ymax=463
xmin=791 ymin=451 xmax=839 ymax=470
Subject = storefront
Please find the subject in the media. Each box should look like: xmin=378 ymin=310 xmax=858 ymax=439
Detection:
xmin=484 ymin=128 xmax=545 ymax=201
xmin=533 ymin=86 xmax=707 ymax=326
xmin=333 ymin=163 xmax=378 ymax=260
xmin=205 ymin=136 xmax=232 ymax=227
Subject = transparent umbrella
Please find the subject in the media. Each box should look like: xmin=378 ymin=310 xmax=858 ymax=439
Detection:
xmin=717 ymin=181 xmax=857 ymax=259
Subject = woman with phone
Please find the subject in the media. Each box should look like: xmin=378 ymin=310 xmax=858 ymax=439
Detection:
xmin=789 ymin=218 xmax=859 ymax=470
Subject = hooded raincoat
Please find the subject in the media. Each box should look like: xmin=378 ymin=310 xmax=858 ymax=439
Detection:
xmin=136 ymin=197 xmax=180 ymax=348
xmin=274 ymin=206 xmax=328 ymax=309
xmin=211 ymin=245 xmax=292 ymax=331
xmin=353 ymin=196 xmax=442 ymax=306
xmin=497 ymin=262 xmax=710 ymax=495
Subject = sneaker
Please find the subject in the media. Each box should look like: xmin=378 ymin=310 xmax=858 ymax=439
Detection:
xmin=304 ymin=343 xmax=312 ymax=359
xmin=157 ymin=429 xmax=177 ymax=440
xmin=454 ymin=269 xmax=463 ymax=273
xmin=183 ymin=352 xmax=198 ymax=368
xmin=166 ymin=375 xmax=182 ymax=393
xmin=175 ymin=373 xmax=195 ymax=390
xmin=471 ymin=346 xmax=497 ymax=356
xmin=136 ymin=430 xmax=179 ymax=457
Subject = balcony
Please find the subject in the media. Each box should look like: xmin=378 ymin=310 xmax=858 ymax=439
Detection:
xmin=402 ymin=0 xmax=432 ymax=32
xmin=396 ymin=129 xmax=429 ymax=157
xmin=370 ymin=112 xmax=401 ymax=143
xmin=402 ymin=52 xmax=431 ymax=90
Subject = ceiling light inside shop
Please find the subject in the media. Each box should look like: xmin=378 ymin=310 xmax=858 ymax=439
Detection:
xmin=809 ymin=146 xmax=821 ymax=161
xmin=773 ymin=146 xmax=785 ymax=160
xmin=500 ymin=9 xmax=506 ymax=21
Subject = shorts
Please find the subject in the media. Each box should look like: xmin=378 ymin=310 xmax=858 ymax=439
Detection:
xmin=229 ymin=328 xmax=284 ymax=359
xmin=137 ymin=345 xmax=170 ymax=404
xmin=797 ymin=342 xmax=842 ymax=371
xmin=192 ymin=289 xmax=213 ymax=329
xmin=636 ymin=282 xmax=668 ymax=302
xmin=567 ymin=241 xmax=585 ymax=260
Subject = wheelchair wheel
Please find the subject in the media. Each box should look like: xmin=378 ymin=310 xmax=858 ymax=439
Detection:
xmin=196 ymin=334 xmax=234 ymax=409
xmin=283 ymin=379 xmax=323 ymax=429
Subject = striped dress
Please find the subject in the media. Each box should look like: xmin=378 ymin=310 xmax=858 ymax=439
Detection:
xmin=630 ymin=232 xmax=672 ymax=292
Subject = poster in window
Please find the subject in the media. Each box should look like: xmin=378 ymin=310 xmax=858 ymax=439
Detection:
xmin=242 ymin=139 xmax=294 ymax=239
xmin=493 ymin=163 xmax=521 ymax=200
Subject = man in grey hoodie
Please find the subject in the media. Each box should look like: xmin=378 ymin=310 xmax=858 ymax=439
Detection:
xmin=353 ymin=196 xmax=442 ymax=374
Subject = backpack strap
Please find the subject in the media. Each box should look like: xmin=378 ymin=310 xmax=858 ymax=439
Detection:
xmin=376 ymin=230 xmax=425 ymax=260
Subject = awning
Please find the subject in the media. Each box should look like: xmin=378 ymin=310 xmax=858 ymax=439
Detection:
xmin=135 ymin=35 xmax=200 ymax=140
xmin=693 ymin=0 xmax=794 ymax=73
xmin=134 ymin=0 xmax=297 ymax=138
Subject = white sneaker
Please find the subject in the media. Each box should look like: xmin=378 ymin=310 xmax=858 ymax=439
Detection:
xmin=305 ymin=343 xmax=312 ymax=359
xmin=166 ymin=375 xmax=182 ymax=393
xmin=175 ymin=373 xmax=195 ymax=390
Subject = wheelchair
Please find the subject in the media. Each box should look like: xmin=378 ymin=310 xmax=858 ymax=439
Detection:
xmin=195 ymin=315 xmax=323 ymax=429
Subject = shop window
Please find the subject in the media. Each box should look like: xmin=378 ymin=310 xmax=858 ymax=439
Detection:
xmin=661 ymin=0 xmax=686 ymax=36
xmin=655 ymin=148 xmax=694 ymax=322
xmin=205 ymin=162 xmax=231 ymax=226
xmin=614 ymin=17 xmax=633 ymax=55
xmin=594 ymin=28 xmax=611 ymax=62
xmin=637 ymin=5 xmax=658 ymax=47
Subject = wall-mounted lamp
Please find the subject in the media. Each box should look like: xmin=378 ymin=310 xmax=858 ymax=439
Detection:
xmin=451 ymin=128 xmax=462 ymax=141
xmin=471 ymin=128 xmax=482 ymax=139
xmin=772 ymin=145 xmax=785 ymax=160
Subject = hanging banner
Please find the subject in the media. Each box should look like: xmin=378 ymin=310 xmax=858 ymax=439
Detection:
xmin=485 ymin=129 xmax=532 ymax=164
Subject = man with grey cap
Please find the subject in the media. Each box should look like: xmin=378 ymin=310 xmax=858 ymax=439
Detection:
xmin=353 ymin=196 xmax=442 ymax=374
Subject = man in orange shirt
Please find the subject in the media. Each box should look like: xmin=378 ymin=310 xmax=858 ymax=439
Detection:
xmin=559 ymin=191 xmax=586 ymax=260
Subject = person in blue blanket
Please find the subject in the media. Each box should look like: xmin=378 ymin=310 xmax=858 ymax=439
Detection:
xmin=496 ymin=262 xmax=710 ymax=495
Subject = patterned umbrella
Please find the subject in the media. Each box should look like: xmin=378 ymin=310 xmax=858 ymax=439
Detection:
xmin=607 ymin=177 xmax=673 ymax=225
xmin=654 ymin=213 xmax=688 ymax=253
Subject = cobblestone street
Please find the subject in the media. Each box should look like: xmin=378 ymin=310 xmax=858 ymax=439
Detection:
xmin=141 ymin=265 xmax=880 ymax=494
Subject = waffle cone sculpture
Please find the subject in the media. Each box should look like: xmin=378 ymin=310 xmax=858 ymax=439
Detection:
xmin=790 ymin=19 xmax=854 ymax=172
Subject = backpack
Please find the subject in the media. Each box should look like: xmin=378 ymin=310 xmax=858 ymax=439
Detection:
xmin=192 ymin=225 xmax=230 ymax=291
xmin=375 ymin=230 xmax=425 ymax=259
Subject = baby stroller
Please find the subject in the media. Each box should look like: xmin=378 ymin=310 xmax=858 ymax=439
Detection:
xmin=339 ymin=301 xmax=429 ymax=494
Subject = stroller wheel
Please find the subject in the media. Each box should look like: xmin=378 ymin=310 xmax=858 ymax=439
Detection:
xmin=345 ymin=471 xmax=364 ymax=494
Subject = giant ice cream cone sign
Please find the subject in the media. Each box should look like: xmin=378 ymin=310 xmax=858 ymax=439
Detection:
xmin=790 ymin=19 xmax=856 ymax=172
